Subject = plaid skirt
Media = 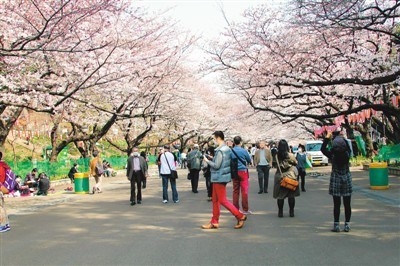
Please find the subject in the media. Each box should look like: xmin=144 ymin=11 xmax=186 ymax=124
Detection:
xmin=329 ymin=168 xmax=352 ymax=197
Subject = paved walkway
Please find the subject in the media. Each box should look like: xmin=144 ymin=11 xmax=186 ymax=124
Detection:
xmin=1 ymin=166 xmax=399 ymax=266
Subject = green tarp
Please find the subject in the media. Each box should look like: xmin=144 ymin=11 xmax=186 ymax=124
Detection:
xmin=374 ymin=144 xmax=400 ymax=161
xmin=5 ymin=155 xmax=157 ymax=180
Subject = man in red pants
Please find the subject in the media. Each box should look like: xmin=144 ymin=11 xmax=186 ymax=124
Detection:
xmin=231 ymin=136 xmax=252 ymax=214
xmin=201 ymin=131 xmax=247 ymax=230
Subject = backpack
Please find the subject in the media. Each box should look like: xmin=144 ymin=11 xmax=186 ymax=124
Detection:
xmin=332 ymin=137 xmax=351 ymax=167
xmin=230 ymin=149 xmax=247 ymax=180
xmin=95 ymin=160 xmax=104 ymax=176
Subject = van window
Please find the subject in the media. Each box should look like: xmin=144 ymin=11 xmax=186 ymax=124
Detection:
xmin=306 ymin=143 xmax=322 ymax=152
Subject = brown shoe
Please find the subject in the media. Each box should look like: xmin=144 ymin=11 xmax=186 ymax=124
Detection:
xmin=201 ymin=223 xmax=219 ymax=229
xmin=234 ymin=215 xmax=247 ymax=229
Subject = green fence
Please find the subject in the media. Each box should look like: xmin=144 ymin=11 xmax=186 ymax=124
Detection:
xmin=5 ymin=155 xmax=157 ymax=181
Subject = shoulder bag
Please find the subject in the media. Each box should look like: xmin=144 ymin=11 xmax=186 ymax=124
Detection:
xmin=164 ymin=153 xmax=178 ymax=179
xmin=231 ymin=149 xmax=248 ymax=179
xmin=276 ymin=155 xmax=298 ymax=191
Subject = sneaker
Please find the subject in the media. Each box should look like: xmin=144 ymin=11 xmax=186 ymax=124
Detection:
xmin=343 ymin=223 xmax=350 ymax=232
xmin=0 ymin=226 xmax=10 ymax=233
xmin=162 ymin=200 xmax=168 ymax=204
xmin=174 ymin=200 xmax=180 ymax=203
xmin=137 ymin=201 xmax=142 ymax=204
xmin=331 ymin=222 xmax=340 ymax=232
xmin=242 ymin=210 xmax=253 ymax=215
xmin=130 ymin=201 xmax=136 ymax=206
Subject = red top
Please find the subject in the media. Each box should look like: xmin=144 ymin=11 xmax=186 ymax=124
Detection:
xmin=0 ymin=161 xmax=11 ymax=183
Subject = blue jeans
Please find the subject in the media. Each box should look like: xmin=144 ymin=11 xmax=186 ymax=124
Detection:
xmin=161 ymin=174 xmax=178 ymax=202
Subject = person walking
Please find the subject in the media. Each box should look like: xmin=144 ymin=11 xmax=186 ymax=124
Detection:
xmin=0 ymin=152 xmax=11 ymax=233
xmin=296 ymin=144 xmax=307 ymax=192
xmin=250 ymin=144 xmax=257 ymax=167
xmin=272 ymin=140 xmax=300 ymax=218
xmin=127 ymin=148 xmax=148 ymax=206
xmin=254 ymin=141 xmax=272 ymax=194
xmin=180 ymin=150 xmax=187 ymax=169
xmin=139 ymin=151 xmax=149 ymax=189
xmin=159 ymin=145 xmax=179 ymax=203
xmin=202 ymin=147 xmax=215 ymax=202
xmin=187 ymin=144 xmax=202 ymax=193
xmin=231 ymin=136 xmax=252 ymax=214
xmin=201 ymin=131 xmax=247 ymax=230
xmin=321 ymin=130 xmax=353 ymax=233
xmin=0 ymin=191 xmax=10 ymax=233
xmin=90 ymin=151 xmax=103 ymax=194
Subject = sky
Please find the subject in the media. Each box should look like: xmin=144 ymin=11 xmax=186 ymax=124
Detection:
xmin=137 ymin=0 xmax=288 ymax=38
xmin=135 ymin=0 xmax=288 ymax=83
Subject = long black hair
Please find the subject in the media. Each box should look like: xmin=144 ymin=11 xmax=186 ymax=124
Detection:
xmin=277 ymin=139 xmax=290 ymax=161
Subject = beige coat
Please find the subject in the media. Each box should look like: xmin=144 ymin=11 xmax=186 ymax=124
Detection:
xmin=254 ymin=148 xmax=272 ymax=166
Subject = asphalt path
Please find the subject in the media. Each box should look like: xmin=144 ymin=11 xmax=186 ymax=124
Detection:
xmin=1 ymin=166 xmax=399 ymax=266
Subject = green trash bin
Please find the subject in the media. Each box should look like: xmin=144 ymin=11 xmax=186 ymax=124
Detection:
xmin=74 ymin=172 xmax=90 ymax=194
xmin=369 ymin=162 xmax=389 ymax=190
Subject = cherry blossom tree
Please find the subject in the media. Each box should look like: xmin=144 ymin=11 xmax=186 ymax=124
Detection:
xmin=206 ymin=0 xmax=399 ymax=149
xmin=0 ymin=0 xmax=196 ymax=157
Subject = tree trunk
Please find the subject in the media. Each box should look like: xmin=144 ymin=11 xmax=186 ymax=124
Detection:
xmin=49 ymin=121 xmax=61 ymax=162
xmin=0 ymin=107 xmax=23 ymax=148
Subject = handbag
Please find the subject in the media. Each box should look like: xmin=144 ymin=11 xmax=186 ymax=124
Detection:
xmin=164 ymin=153 xmax=178 ymax=179
xmin=276 ymin=155 xmax=298 ymax=191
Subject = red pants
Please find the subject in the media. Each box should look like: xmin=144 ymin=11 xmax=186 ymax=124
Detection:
xmin=211 ymin=183 xmax=244 ymax=224
xmin=233 ymin=170 xmax=249 ymax=212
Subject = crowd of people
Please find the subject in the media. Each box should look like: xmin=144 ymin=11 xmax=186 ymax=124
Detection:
xmin=0 ymin=127 xmax=353 ymax=233
xmin=125 ymin=128 xmax=353 ymax=233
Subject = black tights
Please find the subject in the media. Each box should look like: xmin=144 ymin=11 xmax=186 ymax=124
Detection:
xmin=333 ymin=196 xmax=351 ymax=223
xmin=277 ymin=198 xmax=295 ymax=210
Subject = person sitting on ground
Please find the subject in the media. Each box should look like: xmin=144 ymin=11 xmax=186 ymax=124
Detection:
xmin=24 ymin=168 xmax=38 ymax=188
xmin=36 ymin=173 xmax=50 ymax=196
xmin=68 ymin=163 xmax=78 ymax=184
xmin=14 ymin=176 xmax=30 ymax=196
xmin=103 ymin=160 xmax=111 ymax=177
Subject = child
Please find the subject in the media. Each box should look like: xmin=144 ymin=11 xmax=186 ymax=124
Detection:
xmin=0 ymin=192 xmax=10 ymax=232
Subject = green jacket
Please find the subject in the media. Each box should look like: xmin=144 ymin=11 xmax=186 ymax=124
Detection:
xmin=188 ymin=150 xmax=202 ymax=170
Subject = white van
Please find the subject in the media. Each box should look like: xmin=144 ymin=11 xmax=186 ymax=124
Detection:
xmin=305 ymin=140 xmax=329 ymax=166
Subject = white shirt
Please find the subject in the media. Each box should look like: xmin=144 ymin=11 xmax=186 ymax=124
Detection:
xmin=251 ymin=147 xmax=257 ymax=156
xmin=133 ymin=156 xmax=141 ymax=171
xmin=160 ymin=152 xmax=176 ymax=175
